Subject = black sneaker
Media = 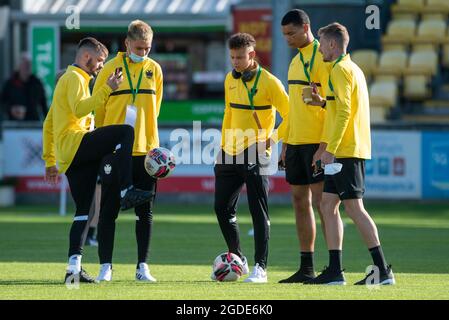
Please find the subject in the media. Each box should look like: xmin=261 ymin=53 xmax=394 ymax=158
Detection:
xmin=279 ymin=269 xmax=316 ymax=283
xmin=120 ymin=187 xmax=152 ymax=211
xmin=303 ymin=266 xmax=346 ymax=285
xmin=354 ymin=265 xmax=395 ymax=285
xmin=64 ymin=268 xmax=98 ymax=284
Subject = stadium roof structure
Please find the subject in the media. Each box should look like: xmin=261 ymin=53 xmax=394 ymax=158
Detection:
xmin=12 ymin=0 xmax=241 ymax=28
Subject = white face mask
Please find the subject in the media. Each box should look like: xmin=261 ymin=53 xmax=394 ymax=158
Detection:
xmin=129 ymin=51 xmax=148 ymax=63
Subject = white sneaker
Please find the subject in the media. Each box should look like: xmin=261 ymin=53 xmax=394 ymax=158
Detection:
xmin=244 ymin=263 xmax=267 ymax=283
xmin=136 ymin=263 xmax=157 ymax=282
xmin=97 ymin=263 xmax=112 ymax=282
xmin=241 ymin=256 xmax=249 ymax=275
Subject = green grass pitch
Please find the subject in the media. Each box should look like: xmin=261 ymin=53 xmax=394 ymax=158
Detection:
xmin=0 ymin=201 xmax=448 ymax=300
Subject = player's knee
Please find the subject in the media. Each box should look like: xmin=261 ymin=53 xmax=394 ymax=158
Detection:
xmin=292 ymin=193 xmax=311 ymax=211
xmin=99 ymin=154 xmax=119 ymax=185
xmin=122 ymin=125 xmax=134 ymax=140
xmin=320 ymin=199 xmax=337 ymax=216
xmin=343 ymin=201 xmax=365 ymax=218
xmin=312 ymin=198 xmax=322 ymax=212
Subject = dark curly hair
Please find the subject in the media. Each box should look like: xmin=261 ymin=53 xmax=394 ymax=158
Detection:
xmin=228 ymin=33 xmax=256 ymax=50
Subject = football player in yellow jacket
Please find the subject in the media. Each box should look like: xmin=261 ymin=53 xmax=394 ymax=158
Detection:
xmin=92 ymin=21 xmax=163 ymax=282
xmin=42 ymin=38 xmax=152 ymax=284
xmin=305 ymin=23 xmax=395 ymax=285
xmin=213 ymin=33 xmax=289 ymax=283
xmin=279 ymin=9 xmax=331 ymax=284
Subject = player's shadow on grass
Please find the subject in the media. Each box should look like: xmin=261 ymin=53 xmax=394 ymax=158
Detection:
xmin=0 ymin=280 xmax=63 ymax=286
xmin=0 ymin=218 xmax=448 ymax=274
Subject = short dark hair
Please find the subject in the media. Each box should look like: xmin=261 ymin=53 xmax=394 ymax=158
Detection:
xmin=318 ymin=22 xmax=350 ymax=49
xmin=281 ymin=9 xmax=310 ymax=26
xmin=228 ymin=33 xmax=256 ymax=50
xmin=77 ymin=37 xmax=109 ymax=56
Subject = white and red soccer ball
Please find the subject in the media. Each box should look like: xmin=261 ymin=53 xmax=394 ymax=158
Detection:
xmin=144 ymin=147 xmax=176 ymax=179
xmin=212 ymin=252 xmax=244 ymax=282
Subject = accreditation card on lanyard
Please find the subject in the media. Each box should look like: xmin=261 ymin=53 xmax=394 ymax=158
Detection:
xmin=123 ymin=55 xmax=143 ymax=128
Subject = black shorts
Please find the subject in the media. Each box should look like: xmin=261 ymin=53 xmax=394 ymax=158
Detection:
xmin=285 ymin=144 xmax=324 ymax=185
xmin=323 ymin=158 xmax=365 ymax=200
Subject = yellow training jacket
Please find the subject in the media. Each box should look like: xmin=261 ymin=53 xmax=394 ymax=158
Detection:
xmin=93 ymin=52 xmax=163 ymax=156
xmin=323 ymin=54 xmax=371 ymax=159
xmin=42 ymin=65 xmax=113 ymax=172
xmin=221 ymin=67 xmax=289 ymax=155
xmin=287 ymin=40 xmax=330 ymax=145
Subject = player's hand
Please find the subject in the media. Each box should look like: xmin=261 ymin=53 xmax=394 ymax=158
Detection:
xmin=107 ymin=72 xmax=123 ymax=91
xmin=45 ymin=166 xmax=59 ymax=186
xmin=320 ymin=150 xmax=335 ymax=166
xmin=278 ymin=143 xmax=287 ymax=170
xmin=308 ymin=83 xmax=326 ymax=107
xmin=312 ymin=149 xmax=323 ymax=169
xmin=11 ymin=105 xmax=27 ymax=120
xmin=264 ymin=137 xmax=275 ymax=151
xmin=280 ymin=143 xmax=287 ymax=165
xmin=312 ymin=142 xmax=327 ymax=168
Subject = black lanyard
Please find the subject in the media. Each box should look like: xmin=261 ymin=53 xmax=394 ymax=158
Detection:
xmin=298 ymin=39 xmax=318 ymax=84
xmin=123 ymin=55 xmax=144 ymax=105
xmin=328 ymin=54 xmax=346 ymax=93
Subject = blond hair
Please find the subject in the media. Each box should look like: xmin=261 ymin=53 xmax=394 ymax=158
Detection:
xmin=127 ymin=20 xmax=153 ymax=41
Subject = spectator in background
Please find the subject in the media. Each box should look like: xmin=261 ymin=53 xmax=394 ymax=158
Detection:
xmin=1 ymin=53 xmax=48 ymax=121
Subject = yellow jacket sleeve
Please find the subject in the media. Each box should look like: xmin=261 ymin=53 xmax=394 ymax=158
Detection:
xmin=68 ymin=74 xmax=112 ymax=119
xmin=155 ymin=64 xmax=164 ymax=117
xmin=92 ymin=67 xmax=112 ymax=128
xmin=42 ymin=105 xmax=56 ymax=168
xmin=221 ymin=77 xmax=232 ymax=148
xmin=270 ymin=78 xmax=290 ymax=143
xmin=326 ymin=66 xmax=353 ymax=155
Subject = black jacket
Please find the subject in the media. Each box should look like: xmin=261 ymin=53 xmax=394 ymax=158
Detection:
xmin=1 ymin=72 xmax=48 ymax=121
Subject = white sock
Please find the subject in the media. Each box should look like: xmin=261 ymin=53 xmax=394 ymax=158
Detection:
xmin=68 ymin=254 xmax=82 ymax=273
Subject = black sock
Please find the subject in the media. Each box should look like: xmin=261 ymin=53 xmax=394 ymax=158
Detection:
xmin=328 ymin=250 xmax=342 ymax=273
xmin=300 ymin=252 xmax=314 ymax=274
xmin=68 ymin=220 xmax=88 ymax=257
xmin=136 ymin=212 xmax=153 ymax=268
xmin=369 ymin=246 xmax=388 ymax=274
xmin=97 ymin=221 xmax=116 ymax=264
